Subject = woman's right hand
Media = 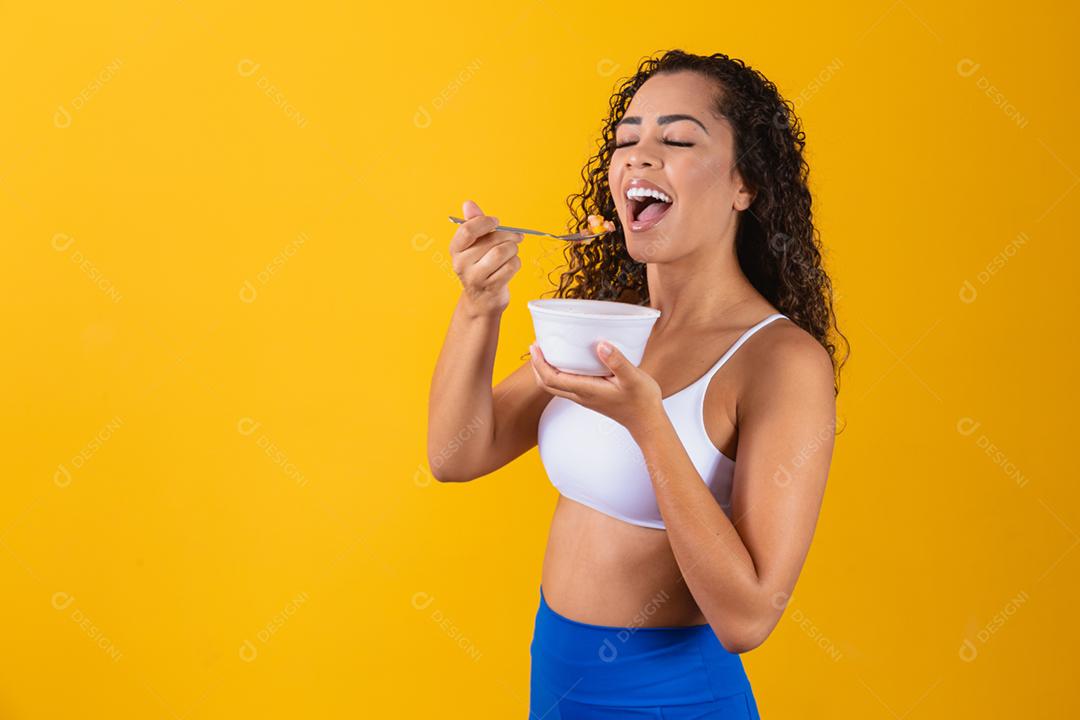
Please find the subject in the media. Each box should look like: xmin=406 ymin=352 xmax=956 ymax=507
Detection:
xmin=450 ymin=199 xmax=524 ymax=318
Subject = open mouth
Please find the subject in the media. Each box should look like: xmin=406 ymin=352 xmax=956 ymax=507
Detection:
xmin=627 ymin=189 xmax=673 ymax=229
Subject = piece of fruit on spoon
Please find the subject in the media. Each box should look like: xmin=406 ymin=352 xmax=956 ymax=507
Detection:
xmin=587 ymin=214 xmax=616 ymax=235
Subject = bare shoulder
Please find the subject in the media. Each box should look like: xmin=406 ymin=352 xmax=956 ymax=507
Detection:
xmin=754 ymin=317 xmax=832 ymax=374
xmin=737 ymin=315 xmax=835 ymax=411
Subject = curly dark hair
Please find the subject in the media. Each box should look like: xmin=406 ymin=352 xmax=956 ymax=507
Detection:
xmin=536 ymin=49 xmax=850 ymax=398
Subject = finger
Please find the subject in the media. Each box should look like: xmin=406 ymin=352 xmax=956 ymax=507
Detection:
xmin=542 ymin=383 xmax=582 ymax=402
xmin=449 ymin=214 xmax=501 ymax=253
xmin=529 ymin=345 xmax=560 ymax=387
xmin=595 ymin=340 xmax=627 ymax=375
xmin=451 ymin=214 xmax=500 ymax=253
xmin=462 ymin=240 xmax=520 ymax=283
xmin=482 ymin=253 xmax=521 ymax=285
xmin=462 ymin=199 xmax=484 ymax=219
xmin=456 ymin=229 xmax=523 ymax=266
xmin=453 ymin=230 xmax=522 ymax=275
xmin=530 ymin=344 xmax=595 ymax=397
xmin=468 ymin=241 xmax=522 ymax=280
xmin=530 ymin=360 xmax=583 ymax=402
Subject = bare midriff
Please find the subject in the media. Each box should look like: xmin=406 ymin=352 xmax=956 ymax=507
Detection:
xmin=540 ymin=494 xmax=709 ymax=628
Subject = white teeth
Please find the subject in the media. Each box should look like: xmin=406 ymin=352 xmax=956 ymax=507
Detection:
xmin=625 ymin=186 xmax=672 ymax=203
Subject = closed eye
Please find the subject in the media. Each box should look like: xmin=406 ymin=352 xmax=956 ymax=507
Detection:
xmin=614 ymin=139 xmax=694 ymax=149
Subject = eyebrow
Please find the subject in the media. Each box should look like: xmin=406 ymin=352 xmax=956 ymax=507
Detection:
xmin=615 ymin=114 xmax=710 ymax=135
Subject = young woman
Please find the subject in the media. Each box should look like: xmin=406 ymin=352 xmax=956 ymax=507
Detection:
xmin=428 ymin=49 xmax=848 ymax=719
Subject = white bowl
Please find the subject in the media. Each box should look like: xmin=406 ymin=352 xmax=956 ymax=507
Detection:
xmin=527 ymin=299 xmax=661 ymax=376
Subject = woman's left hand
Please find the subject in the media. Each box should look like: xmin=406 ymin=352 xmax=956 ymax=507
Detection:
xmin=529 ymin=341 xmax=664 ymax=435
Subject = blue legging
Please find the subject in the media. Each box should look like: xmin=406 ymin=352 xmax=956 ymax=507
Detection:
xmin=530 ymin=585 xmax=761 ymax=719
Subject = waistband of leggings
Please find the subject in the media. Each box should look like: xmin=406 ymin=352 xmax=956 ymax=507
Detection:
xmin=531 ymin=585 xmax=750 ymax=706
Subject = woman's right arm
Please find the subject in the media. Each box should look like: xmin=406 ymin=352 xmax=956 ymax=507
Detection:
xmin=426 ymin=201 xmax=553 ymax=483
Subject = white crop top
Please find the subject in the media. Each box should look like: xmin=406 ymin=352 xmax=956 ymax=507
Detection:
xmin=537 ymin=312 xmax=788 ymax=530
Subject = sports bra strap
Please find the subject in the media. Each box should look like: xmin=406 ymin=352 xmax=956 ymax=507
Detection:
xmin=699 ymin=312 xmax=787 ymax=386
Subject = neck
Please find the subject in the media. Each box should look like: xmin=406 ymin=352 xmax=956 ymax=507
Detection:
xmin=644 ymin=231 xmax=760 ymax=334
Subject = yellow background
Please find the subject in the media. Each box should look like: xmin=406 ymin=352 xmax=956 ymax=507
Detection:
xmin=3 ymin=1 xmax=1077 ymax=717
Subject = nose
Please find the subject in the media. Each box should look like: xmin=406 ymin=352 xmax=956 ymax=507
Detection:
xmin=624 ymin=143 xmax=662 ymax=169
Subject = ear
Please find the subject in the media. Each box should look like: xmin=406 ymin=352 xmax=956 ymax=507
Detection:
xmin=733 ymin=174 xmax=755 ymax=211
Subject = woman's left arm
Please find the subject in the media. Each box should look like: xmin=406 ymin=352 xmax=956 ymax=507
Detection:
xmin=632 ymin=334 xmax=836 ymax=653
xmin=528 ymin=335 xmax=835 ymax=653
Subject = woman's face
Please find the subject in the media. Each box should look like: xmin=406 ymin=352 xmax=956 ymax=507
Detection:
xmin=608 ymin=71 xmax=753 ymax=262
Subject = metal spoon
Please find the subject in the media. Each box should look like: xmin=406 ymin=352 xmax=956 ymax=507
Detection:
xmin=448 ymin=216 xmax=606 ymax=243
